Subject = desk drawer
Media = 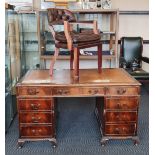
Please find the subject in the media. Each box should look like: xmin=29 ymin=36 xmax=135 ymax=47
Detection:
xmin=105 ymin=97 xmax=139 ymax=110
xmin=82 ymin=87 xmax=104 ymax=96
xmin=18 ymin=99 xmax=54 ymax=111
xmin=105 ymin=86 xmax=139 ymax=96
xmin=105 ymin=112 xmax=137 ymax=123
xmin=52 ymin=87 xmax=104 ymax=96
xmin=52 ymin=87 xmax=80 ymax=96
xmin=104 ymin=124 xmax=136 ymax=136
xmin=20 ymin=125 xmax=54 ymax=138
xmin=19 ymin=112 xmax=54 ymax=124
xmin=17 ymin=86 xmax=52 ymax=96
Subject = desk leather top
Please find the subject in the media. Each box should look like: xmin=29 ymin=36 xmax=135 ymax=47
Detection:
xmin=19 ymin=69 xmax=140 ymax=86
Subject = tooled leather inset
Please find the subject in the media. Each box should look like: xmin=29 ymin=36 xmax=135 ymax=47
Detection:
xmin=47 ymin=8 xmax=76 ymax=25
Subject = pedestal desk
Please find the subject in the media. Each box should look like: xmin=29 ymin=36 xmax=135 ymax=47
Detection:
xmin=16 ymin=69 xmax=141 ymax=148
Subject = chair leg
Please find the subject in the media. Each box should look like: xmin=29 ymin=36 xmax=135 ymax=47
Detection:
xmin=49 ymin=47 xmax=59 ymax=76
xmin=73 ymin=47 xmax=79 ymax=79
xmin=98 ymin=44 xmax=102 ymax=73
xmin=70 ymin=50 xmax=74 ymax=70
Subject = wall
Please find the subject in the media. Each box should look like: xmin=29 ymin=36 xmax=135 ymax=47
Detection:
xmin=111 ymin=0 xmax=148 ymax=10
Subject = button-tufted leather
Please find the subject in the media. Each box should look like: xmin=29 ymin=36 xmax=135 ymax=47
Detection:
xmin=47 ymin=8 xmax=76 ymax=25
xmin=47 ymin=8 xmax=101 ymax=47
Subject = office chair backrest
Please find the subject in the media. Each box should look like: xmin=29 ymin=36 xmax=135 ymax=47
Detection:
xmin=47 ymin=8 xmax=76 ymax=25
xmin=120 ymin=37 xmax=143 ymax=68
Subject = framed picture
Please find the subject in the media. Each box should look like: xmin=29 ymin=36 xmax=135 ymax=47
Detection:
xmin=102 ymin=0 xmax=112 ymax=9
xmin=82 ymin=0 xmax=97 ymax=9
xmin=88 ymin=0 xmax=97 ymax=9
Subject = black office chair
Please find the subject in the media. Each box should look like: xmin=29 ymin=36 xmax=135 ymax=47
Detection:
xmin=119 ymin=37 xmax=149 ymax=84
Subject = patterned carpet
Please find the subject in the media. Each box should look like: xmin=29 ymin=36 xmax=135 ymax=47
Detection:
xmin=5 ymin=86 xmax=149 ymax=155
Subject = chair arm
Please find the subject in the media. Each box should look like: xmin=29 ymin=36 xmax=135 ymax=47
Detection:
xmin=64 ymin=21 xmax=73 ymax=50
xmin=141 ymin=56 xmax=149 ymax=64
xmin=69 ymin=20 xmax=94 ymax=24
xmin=48 ymin=25 xmax=56 ymax=40
xmin=68 ymin=20 xmax=99 ymax=34
xmin=119 ymin=57 xmax=127 ymax=68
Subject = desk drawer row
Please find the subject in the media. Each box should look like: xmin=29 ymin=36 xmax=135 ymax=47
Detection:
xmin=18 ymin=97 xmax=139 ymax=111
xmin=17 ymin=86 xmax=140 ymax=96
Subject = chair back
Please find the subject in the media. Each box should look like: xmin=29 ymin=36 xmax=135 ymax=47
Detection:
xmin=120 ymin=37 xmax=143 ymax=68
xmin=47 ymin=8 xmax=76 ymax=26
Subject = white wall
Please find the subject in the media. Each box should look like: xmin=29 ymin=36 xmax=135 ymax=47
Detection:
xmin=111 ymin=0 xmax=149 ymax=10
xmin=119 ymin=15 xmax=149 ymax=40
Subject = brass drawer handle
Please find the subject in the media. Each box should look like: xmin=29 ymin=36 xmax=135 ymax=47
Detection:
xmin=116 ymin=114 xmax=120 ymax=120
xmin=32 ymin=120 xmax=38 ymax=123
xmin=88 ymin=89 xmax=99 ymax=95
xmin=57 ymin=89 xmax=70 ymax=95
xmin=114 ymin=127 xmax=127 ymax=134
xmin=31 ymin=129 xmax=42 ymax=134
xmin=32 ymin=116 xmax=41 ymax=123
xmin=122 ymin=127 xmax=127 ymax=133
xmin=38 ymin=129 xmax=42 ymax=133
xmin=57 ymin=90 xmax=63 ymax=95
xmin=31 ymin=103 xmax=41 ymax=110
xmin=114 ymin=128 xmax=120 ymax=134
xmin=117 ymin=88 xmax=126 ymax=95
xmin=27 ymin=88 xmax=39 ymax=95
xmin=116 ymin=103 xmax=128 ymax=109
xmin=123 ymin=114 xmax=126 ymax=119
xmin=116 ymin=114 xmax=126 ymax=120
xmin=116 ymin=103 xmax=120 ymax=108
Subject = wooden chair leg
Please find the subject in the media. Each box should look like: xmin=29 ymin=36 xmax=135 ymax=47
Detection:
xmin=49 ymin=47 xmax=59 ymax=76
xmin=70 ymin=50 xmax=74 ymax=70
xmin=98 ymin=44 xmax=102 ymax=73
xmin=73 ymin=47 xmax=79 ymax=79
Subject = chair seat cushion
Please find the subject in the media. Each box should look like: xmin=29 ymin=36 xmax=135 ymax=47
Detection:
xmin=126 ymin=68 xmax=149 ymax=80
xmin=55 ymin=31 xmax=101 ymax=44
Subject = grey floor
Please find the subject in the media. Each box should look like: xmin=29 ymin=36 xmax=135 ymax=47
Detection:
xmin=5 ymin=85 xmax=149 ymax=155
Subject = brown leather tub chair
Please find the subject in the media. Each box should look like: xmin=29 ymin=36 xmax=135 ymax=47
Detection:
xmin=119 ymin=37 xmax=149 ymax=84
xmin=47 ymin=8 xmax=102 ymax=80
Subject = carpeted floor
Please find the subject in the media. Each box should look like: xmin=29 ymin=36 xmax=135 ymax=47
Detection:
xmin=5 ymin=86 xmax=149 ymax=155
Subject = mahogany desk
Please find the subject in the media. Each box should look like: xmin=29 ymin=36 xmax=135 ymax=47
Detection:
xmin=16 ymin=69 xmax=141 ymax=148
